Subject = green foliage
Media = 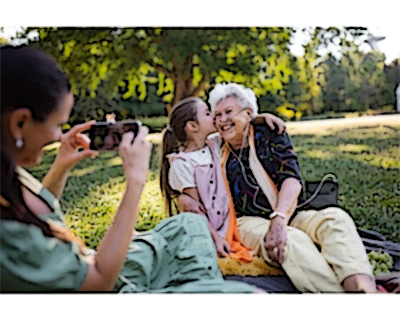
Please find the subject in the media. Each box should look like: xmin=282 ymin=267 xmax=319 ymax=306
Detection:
xmin=20 ymin=27 xmax=294 ymax=107
xmin=258 ymin=28 xmax=396 ymax=120
xmin=318 ymin=51 xmax=393 ymax=113
xmin=0 ymin=37 xmax=9 ymax=46
xmin=69 ymin=84 xmax=167 ymax=127
xmin=137 ymin=116 xmax=169 ymax=134
xmin=14 ymin=27 xmax=396 ymax=122
xmin=368 ymin=251 xmax=394 ymax=276
xmin=28 ymin=123 xmax=400 ymax=249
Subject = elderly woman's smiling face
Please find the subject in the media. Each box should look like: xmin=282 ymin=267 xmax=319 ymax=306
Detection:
xmin=214 ymin=96 xmax=253 ymax=147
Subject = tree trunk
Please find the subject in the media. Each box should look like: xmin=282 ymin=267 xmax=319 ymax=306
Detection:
xmin=166 ymin=72 xmax=210 ymax=115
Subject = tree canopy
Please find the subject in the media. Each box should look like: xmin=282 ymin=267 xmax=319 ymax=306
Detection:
xmin=19 ymin=27 xmax=295 ymax=111
xmin=11 ymin=27 xmax=396 ymax=125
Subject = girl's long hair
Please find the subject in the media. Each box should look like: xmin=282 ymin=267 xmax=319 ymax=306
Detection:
xmin=159 ymin=97 xmax=201 ymax=216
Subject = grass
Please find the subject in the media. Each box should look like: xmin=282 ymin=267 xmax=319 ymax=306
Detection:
xmin=27 ymin=117 xmax=400 ymax=248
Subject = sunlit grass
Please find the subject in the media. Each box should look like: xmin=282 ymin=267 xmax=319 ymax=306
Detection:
xmin=28 ymin=118 xmax=400 ymax=246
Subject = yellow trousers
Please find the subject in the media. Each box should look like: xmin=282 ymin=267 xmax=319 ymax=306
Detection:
xmin=237 ymin=207 xmax=373 ymax=293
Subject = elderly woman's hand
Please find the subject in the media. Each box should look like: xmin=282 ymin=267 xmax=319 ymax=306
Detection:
xmin=54 ymin=121 xmax=99 ymax=172
xmin=264 ymin=217 xmax=287 ymax=264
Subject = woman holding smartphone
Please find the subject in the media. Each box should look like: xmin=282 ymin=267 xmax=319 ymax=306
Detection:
xmin=0 ymin=45 xmax=257 ymax=293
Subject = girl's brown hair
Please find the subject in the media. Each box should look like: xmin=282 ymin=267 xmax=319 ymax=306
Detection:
xmin=159 ymin=97 xmax=202 ymax=216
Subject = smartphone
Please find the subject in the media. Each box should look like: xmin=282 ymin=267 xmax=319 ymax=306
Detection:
xmin=88 ymin=120 xmax=141 ymax=151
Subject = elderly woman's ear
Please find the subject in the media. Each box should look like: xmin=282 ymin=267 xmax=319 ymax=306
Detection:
xmin=246 ymin=107 xmax=253 ymax=121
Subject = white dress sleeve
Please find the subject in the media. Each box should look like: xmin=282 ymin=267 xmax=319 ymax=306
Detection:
xmin=207 ymin=133 xmax=222 ymax=155
xmin=169 ymin=158 xmax=196 ymax=193
xmin=208 ymin=132 xmax=222 ymax=146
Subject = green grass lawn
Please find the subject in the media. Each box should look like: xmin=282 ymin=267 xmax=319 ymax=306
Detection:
xmin=27 ymin=119 xmax=400 ymax=248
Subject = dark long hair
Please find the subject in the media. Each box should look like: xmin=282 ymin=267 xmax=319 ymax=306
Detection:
xmin=160 ymin=97 xmax=201 ymax=216
xmin=0 ymin=45 xmax=84 ymax=248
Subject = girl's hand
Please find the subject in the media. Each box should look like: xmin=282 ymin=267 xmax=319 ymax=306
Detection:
xmin=177 ymin=194 xmax=207 ymax=215
xmin=264 ymin=217 xmax=287 ymax=264
xmin=264 ymin=114 xmax=286 ymax=135
xmin=215 ymin=236 xmax=232 ymax=257
xmin=54 ymin=121 xmax=99 ymax=172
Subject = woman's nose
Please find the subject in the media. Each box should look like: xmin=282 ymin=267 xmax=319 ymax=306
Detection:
xmin=56 ymin=128 xmax=63 ymax=140
xmin=220 ymin=113 xmax=228 ymax=122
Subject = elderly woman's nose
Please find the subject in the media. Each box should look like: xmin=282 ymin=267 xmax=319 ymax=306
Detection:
xmin=220 ymin=113 xmax=228 ymax=122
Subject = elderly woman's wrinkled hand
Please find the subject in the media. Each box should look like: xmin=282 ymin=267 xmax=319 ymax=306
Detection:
xmin=264 ymin=217 xmax=287 ymax=264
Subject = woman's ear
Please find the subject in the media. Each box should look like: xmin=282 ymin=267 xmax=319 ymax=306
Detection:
xmin=8 ymin=108 xmax=33 ymax=141
xmin=246 ymin=107 xmax=253 ymax=120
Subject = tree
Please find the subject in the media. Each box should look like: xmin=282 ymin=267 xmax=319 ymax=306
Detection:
xmin=0 ymin=37 xmax=9 ymax=46
xmin=17 ymin=27 xmax=295 ymax=113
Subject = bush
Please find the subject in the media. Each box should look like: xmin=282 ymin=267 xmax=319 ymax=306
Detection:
xmin=137 ymin=116 xmax=169 ymax=134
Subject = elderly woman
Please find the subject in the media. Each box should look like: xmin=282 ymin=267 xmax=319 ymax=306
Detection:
xmin=180 ymin=83 xmax=377 ymax=293
xmin=213 ymin=83 xmax=380 ymax=292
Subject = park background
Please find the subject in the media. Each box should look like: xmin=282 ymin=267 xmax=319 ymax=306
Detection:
xmin=1 ymin=25 xmax=399 ymax=250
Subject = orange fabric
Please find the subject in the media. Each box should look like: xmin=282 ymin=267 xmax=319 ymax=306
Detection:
xmin=221 ymin=146 xmax=253 ymax=263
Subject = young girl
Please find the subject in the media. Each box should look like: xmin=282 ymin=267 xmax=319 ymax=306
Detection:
xmin=160 ymin=97 xmax=286 ymax=262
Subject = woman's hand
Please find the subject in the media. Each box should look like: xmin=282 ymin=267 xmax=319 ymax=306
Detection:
xmin=264 ymin=216 xmax=287 ymax=264
xmin=43 ymin=121 xmax=99 ymax=199
xmin=54 ymin=121 xmax=99 ymax=172
xmin=214 ymin=236 xmax=232 ymax=257
xmin=119 ymin=126 xmax=152 ymax=183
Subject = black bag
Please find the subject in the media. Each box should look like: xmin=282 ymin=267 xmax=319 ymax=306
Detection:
xmin=297 ymin=173 xmax=339 ymax=211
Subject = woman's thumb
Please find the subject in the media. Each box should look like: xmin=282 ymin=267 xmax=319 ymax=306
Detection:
xmin=78 ymin=149 xmax=99 ymax=161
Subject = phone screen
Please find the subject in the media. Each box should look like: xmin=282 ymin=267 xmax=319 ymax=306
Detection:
xmin=89 ymin=121 xmax=141 ymax=151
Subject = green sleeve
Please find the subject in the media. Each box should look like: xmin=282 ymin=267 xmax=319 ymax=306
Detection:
xmin=0 ymin=221 xmax=88 ymax=292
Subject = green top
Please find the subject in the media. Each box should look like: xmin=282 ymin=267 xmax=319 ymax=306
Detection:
xmin=0 ymin=167 xmax=88 ymax=292
xmin=1 ymin=167 xmax=256 ymax=293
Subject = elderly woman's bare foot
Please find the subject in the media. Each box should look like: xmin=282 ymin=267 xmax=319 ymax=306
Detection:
xmin=253 ymin=288 xmax=267 ymax=293
xmin=342 ymin=274 xmax=377 ymax=293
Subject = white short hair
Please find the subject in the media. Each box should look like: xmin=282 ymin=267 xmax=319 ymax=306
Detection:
xmin=208 ymin=83 xmax=258 ymax=119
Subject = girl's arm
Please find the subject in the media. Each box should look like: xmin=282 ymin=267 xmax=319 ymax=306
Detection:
xmin=253 ymin=113 xmax=286 ymax=135
xmin=182 ymin=188 xmax=220 ymax=240
xmin=182 ymin=188 xmax=230 ymax=257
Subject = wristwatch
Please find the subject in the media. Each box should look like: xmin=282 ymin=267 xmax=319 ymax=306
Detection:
xmin=270 ymin=211 xmax=286 ymax=221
